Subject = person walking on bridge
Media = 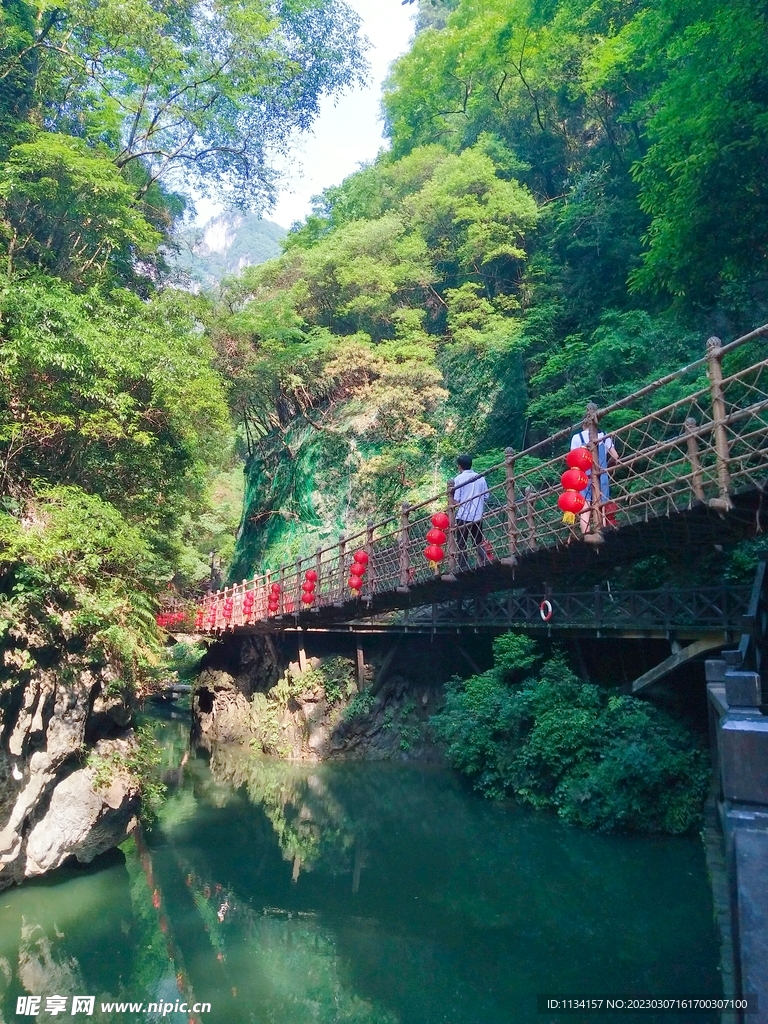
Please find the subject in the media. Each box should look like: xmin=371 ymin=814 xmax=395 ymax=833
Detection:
xmin=570 ymin=419 xmax=619 ymax=533
xmin=453 ymin=454 xmax=490 ymax=571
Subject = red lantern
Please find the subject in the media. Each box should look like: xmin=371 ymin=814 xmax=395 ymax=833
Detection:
xmin=270 ymin=583 xmax=281 ymax=594
xmin=426 ymin=527 xmax=447 ymax=545
xmin=301 ymin=580 xmax=315 ymax=593
xmin=566 ymin=447 xmax=592 ymax=473
xmin=561 ymin=467 xmax=588 ymax=492
xmin=558 ymin=489 xmax=586 ymax=524
xmin=431 ymin=512 xmax=450 ymax=530
xmin=268 ymin=602 xmax=279 ymax=614
xmin=301 ymin=592 xmax=315 ymax=606
xmin=424 ymin=544 xmax=445 ymax=568
xmin=348 ymin=577 xmax=362 ymax=593
xmin=350 ymin=560 xmax=367 ymax=578
xmin=353 ymin=550 xmax=369 ymax=565
xmin=305 ymin=569 xmax=318 ymax=583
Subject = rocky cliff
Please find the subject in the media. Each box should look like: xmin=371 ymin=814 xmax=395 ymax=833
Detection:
xmin=0 ymin=628 xmax=141 ymax=890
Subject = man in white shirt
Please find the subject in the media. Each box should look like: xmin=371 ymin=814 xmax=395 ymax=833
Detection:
xmin=570 ymin=426 xmax=619 ymax=533
xmin=452 ymin=454 xmax=490 ymax=571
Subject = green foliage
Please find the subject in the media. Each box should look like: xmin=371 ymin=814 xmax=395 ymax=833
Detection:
xmin=88 ymin=723 xmax=166 ymax=821
xmin=344 ymin=688 xmax=376 ymax=720
xmin=0 ymin=0 xmax=366 ymax=209
xmin=0 ymin=486 xmax=166 ymax=691
xmin=0 ymin=135 xmax=161 ymax=286
xmin=217 ymin=141 xmax=539 ymax=566
xmin=166 ymin=640 xmax=207 ymax=682
xmin=432 ymin=637 xmax=709 ymax=834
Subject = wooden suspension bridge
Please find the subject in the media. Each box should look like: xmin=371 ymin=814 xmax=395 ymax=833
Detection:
xmin=195 ymin=326 xmax=768 ymax=636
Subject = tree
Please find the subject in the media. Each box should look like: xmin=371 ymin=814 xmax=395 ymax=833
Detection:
xmin=0 ymin=0 xmax=367 ymax=208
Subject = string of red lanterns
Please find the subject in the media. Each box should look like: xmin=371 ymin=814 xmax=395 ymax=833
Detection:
xmin=267 ymin=582 xmax=281 ymax=615
xmin=424 ymin=512 xmax=449 ymax=570
xmin=155 ymin=609 xmax=188 ymax=629
xmin=348 ymin=550 xmax=369 ymax=596
xmin=301 ymin=569 xmax=318 ymax=606
xmin=557 ymin=446 xmax=591 ymax=524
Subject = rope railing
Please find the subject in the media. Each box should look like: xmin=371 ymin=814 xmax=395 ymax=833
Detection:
xmin=196 ymin=327 xmax=768 ymax=635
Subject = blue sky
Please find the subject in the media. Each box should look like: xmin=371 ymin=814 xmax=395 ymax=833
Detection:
xmin=194 ymin=0 xmax=416 ymax=229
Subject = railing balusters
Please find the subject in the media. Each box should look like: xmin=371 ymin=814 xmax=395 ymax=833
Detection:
xmin=366 ymin=519 xmax=375 ymax=599
xmin=196 ymin=325 xmax=768 ymax=635
xmin=398 ymin=503 xmax=411 ymax=591
xmin=503 ymin=446 xmax=518 ymax=565
xmin=336 ymin=532 xmax=346 ymax=606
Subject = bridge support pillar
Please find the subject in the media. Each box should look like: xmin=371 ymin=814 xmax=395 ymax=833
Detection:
xmin=298 ymin=632 xmax=307 ymax=673
xmin=706 ymin=656 xmax=768 ymax=1019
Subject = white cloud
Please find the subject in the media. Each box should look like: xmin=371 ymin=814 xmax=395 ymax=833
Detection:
xmin=194 ymin=0 xmax=415 ymax=229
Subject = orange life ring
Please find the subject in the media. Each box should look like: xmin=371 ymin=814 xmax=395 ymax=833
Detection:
xmin=539 ymin=599 xmax=553 ymax=622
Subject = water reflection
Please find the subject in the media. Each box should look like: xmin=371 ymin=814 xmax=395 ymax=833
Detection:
xmin=0 ymin=716 xmax=722 ymax=1024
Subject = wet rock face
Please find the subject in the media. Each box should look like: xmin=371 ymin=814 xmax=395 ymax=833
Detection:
xmin=192 ymin=635 xmax=282 ymax=748
xmin=0 ymin=660 xmax=140 ymax=890
xmin=192 ymin=637 xmax=443 ymax=763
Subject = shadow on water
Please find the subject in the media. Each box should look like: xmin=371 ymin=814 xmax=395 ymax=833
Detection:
xmin=0 ymin=714 xmax=722 ymax=1024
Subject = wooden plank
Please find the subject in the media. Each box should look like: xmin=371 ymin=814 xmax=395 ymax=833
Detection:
xmin=631 ymin=636 xmax=726 ymax=693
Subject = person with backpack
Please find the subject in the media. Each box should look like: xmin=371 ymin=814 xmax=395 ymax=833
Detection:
xmin=570 ymin=423 xmax=619 ymax=533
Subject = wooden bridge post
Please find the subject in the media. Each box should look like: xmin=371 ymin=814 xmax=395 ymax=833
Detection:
xmin=503 ymin=446 xmax=518 ymax=565
xmin=706 ymin=337 xmax=732 ymax=509
xmin=366 ymin=520 xmax=375 ymax=600
xmin=315 ymin=546 xmax=323 ymax=609
xmin=335 ymin=533 xmax=346 ymax=606
xmin=263 ymin=571 xmax=271 ymax=623
xmin=684 ymin=416 xmax=706 ymax=502
xmin=294 ymin=558 xmax=302 ymax=616
xmin=398 ymin=503 xmax=411 ymax=592
xmin=278 ymin=566 xmax=285 ymax=616
xmin=446 ymin=482 xmax=458 ymax=576
xmin=584 ymin=402 xmax=603 ymax=536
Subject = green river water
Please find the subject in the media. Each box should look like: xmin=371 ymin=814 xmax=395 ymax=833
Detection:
xmin=0 ymin=714 xmax=722 ymax=1024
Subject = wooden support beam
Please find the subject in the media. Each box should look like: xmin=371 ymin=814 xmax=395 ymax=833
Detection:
xmin=298 ymin=632 xmax=307 ymax=672
xmin=631 ymin=635 xmax=726 ymax=693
